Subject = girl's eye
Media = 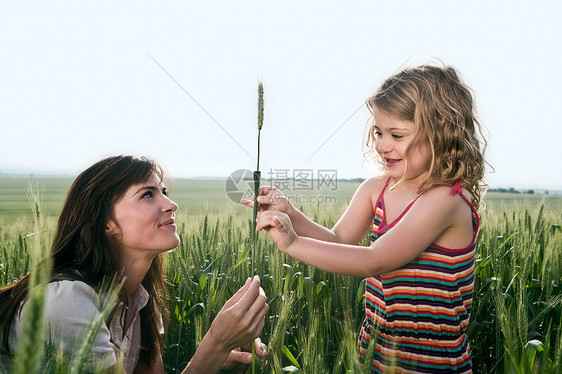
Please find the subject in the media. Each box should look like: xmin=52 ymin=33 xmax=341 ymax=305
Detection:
xmin=141 ymin=191 xmax=153 ymax=199
xmin=392 ymin=134 xmax=403 ymax=139
xmin=374 ymin=131 xmax=382 ymax=137
xmin=162 ymin=188 xmax=169 ymax=197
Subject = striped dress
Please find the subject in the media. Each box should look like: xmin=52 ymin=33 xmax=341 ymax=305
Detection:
xmin=357 ymin=180 xmax=479 ymax=373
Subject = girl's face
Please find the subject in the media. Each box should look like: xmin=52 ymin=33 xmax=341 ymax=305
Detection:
xmin=106 ymin=173 xmax=180 ymax=258
xmin=373 ymin=108 xmax=431 ymax=184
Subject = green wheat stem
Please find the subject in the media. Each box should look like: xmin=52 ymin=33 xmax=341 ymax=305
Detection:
xmin=252 ymin=171 xmax=260 ymax=277
xmin=251 ymin=169 xmax=260 ymax=374
xmin=252 ymin=81 xmax=264 ymax=277
xmin=250 ymin=81 xmax=264 ymax=374
xmin=256 ymin=130 xmax=261 ymax=172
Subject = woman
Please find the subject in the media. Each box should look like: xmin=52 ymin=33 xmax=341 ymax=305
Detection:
xmin=0 ymin=155 xmax=268 ymax=373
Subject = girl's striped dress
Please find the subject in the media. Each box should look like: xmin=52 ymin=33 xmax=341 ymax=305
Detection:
xmin=357 ymin=180 xmax=479 ymax=373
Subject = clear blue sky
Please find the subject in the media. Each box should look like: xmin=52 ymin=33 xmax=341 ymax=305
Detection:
xmin=1 ymin=1 xmax=561 ymax=190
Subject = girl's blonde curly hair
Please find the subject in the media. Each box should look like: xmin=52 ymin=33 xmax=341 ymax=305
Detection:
xmin=365 ymin=64 xmax=488 ymax=209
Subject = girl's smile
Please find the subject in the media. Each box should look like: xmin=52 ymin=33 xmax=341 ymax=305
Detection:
xmin=383 ymin=157 xmax=402 ymax=167
xmin=373 ymin=108 xmax=431 ymax=184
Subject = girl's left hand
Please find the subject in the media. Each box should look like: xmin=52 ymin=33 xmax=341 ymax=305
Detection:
xmin=220 ymin=338 xmax=267 ymax=373
xmin=256 ymin=210 xmax=298 ymax=253
xmin=241 ymin=186 xmax=292 ymax=214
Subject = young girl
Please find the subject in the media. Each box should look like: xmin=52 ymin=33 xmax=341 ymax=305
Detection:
xmin=0 ymin=155 xmax=268 ymax=373
xmin=248 ymin=65 xmax=486 ymax=373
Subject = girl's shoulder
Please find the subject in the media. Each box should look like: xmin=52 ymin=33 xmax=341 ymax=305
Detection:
xmin=415 ymin=184 xmax=475 ymax=226
xmin=411 ymin=184 xmax=477 ymax=249
xmin=420 ymin=184 xmax=473 ymax=208
xmin=362 ymin=174 xmax=389 ymax=186
xmin=356 ymin=175 xmax=388 ymax=203
xmin=358 ymin=175 xmax=388 ymax=194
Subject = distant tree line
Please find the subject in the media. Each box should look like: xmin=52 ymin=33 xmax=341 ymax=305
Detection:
xmin=489 ymin=187 xmax=543 ymax=195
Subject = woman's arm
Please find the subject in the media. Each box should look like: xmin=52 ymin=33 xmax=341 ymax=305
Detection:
xmin=128 ymin=278 xmax=267 ymax=374
xmin=132 ymin=355 xmax=164 ymax=374
xmin=131 ymin=337 xmax=267 ymax=374
xmin=257 ymin=186 xmax=469 ymax=277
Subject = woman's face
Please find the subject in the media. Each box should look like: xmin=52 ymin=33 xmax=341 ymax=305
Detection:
xmin=106 ymin=173 xmax=180 ymax=258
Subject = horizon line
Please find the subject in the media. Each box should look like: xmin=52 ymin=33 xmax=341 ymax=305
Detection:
xmin=0 ymin=171 xmax=560 ymax=192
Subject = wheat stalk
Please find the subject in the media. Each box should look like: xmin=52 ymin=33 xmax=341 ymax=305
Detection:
xmin=12 ymin=182 xmax=50 ymax=374
xmin=251 ymin=81 xmax=264 ymax=374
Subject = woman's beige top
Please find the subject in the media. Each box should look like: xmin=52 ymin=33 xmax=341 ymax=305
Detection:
xmin=7 ymin=280 xmax=162 ymax=373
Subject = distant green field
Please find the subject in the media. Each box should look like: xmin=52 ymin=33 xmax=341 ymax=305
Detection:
xmin=1 ymin=177 xmax=560 ymax=226
xmin=0 ymin=178 xmax=361 ymax=226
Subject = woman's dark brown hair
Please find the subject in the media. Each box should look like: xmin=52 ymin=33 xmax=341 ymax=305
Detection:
xmin=0 ymin=155 xmax=170 ymax=367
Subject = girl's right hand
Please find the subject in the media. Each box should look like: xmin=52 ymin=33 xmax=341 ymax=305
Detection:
xmin=241 ymin=186 xmax=292 ymax=214
xmin=256 ymin=210 xmax=298 ymax=253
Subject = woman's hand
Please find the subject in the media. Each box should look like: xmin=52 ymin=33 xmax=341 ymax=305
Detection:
xmin=209 ymin=276 xmax=269 ymax=352
xmin=219 ymin=338 xmax=267 ymax=373
xmin=183 ymin=277 xmax=268 ymax=374
xmin=241 ymin=186 xmax=292 ymax=215
xmin=256 ymin=210 xmax=298 ymax=253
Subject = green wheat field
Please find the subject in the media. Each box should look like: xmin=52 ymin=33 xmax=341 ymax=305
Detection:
xmin=1 ymin=177 xmax=561 ymax=373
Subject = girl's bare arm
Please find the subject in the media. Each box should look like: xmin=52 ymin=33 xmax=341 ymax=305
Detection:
xmin=257 ymin=186 xmax=472 ymax=277
xmin=246 ymin=177 xmax=384 ymax=244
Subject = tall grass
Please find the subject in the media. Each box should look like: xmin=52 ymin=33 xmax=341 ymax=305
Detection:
xmin=11 ymin=182 xmax=50 ymax=374
xmin=469 ymin=204 xmax=562 ymax=373
xmin=0 ymin=197 xmax=560 ymax=372
xmin=1 ymin=183 xmax=122 ymax=374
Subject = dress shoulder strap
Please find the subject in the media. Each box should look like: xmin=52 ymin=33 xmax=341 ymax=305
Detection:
xmin=448 ymin=181 xmax=475 ymax=210
xmin=450 ymin=181 xmax=464 ymax=196
xmin=375 ymin=177 xmax=392 ymax=206
xmin=411 ymin=181 xmax=476 ymax=214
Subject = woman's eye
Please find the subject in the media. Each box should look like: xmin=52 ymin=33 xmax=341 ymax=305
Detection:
xmin=374 ymin=131 xmax=382 ymax=137
xmin=392 ymin=134 xmax=403 ymax=139
xmin=141 ymin=191 xmax=153 ymax=198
